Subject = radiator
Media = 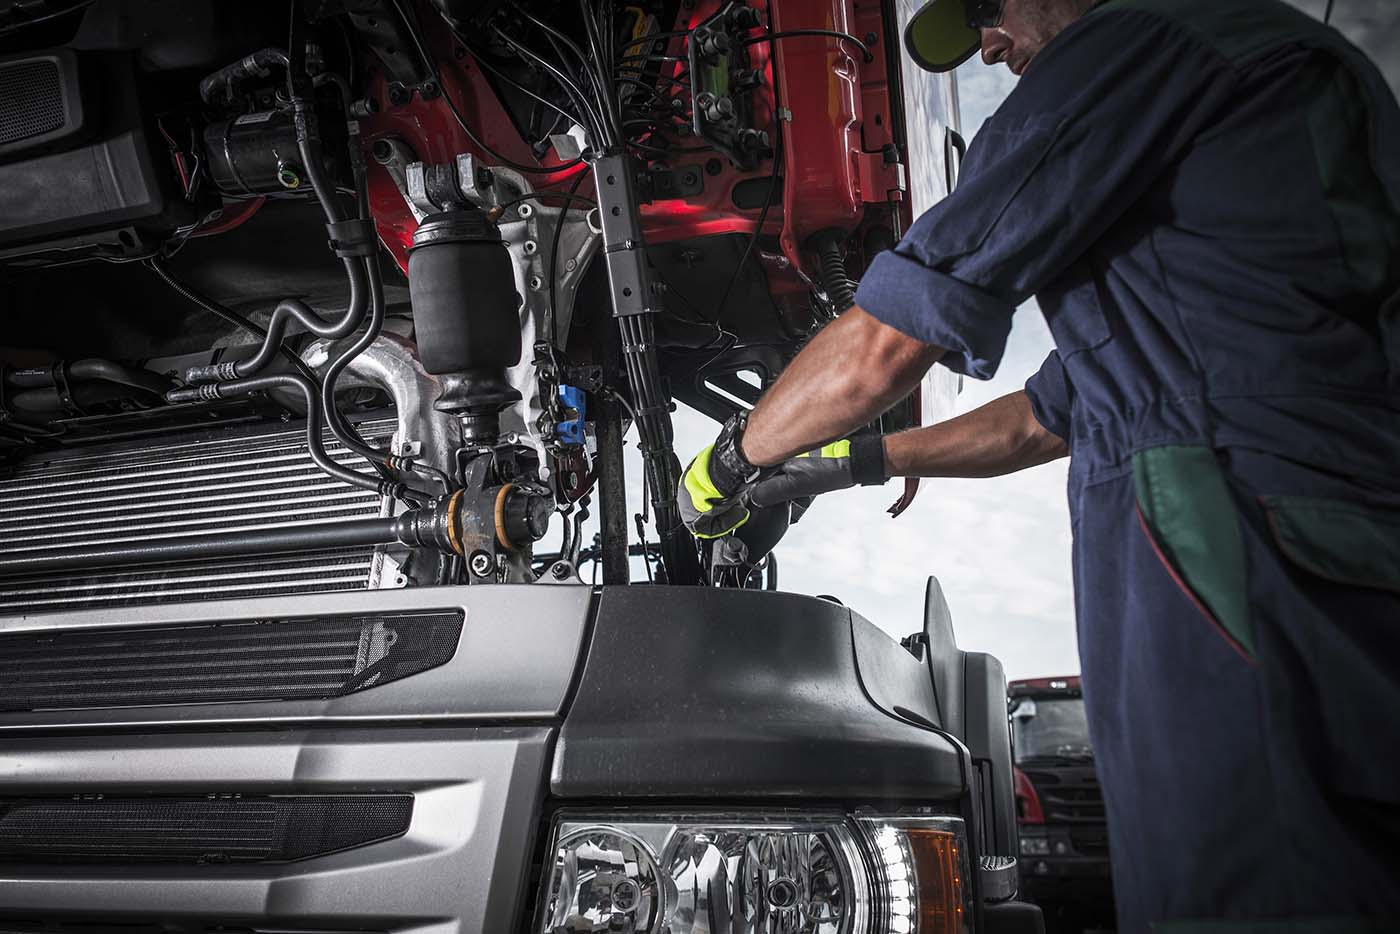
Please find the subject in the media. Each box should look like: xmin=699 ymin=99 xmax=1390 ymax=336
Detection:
xmin=0 ymin=418 xmax=398 ymax=614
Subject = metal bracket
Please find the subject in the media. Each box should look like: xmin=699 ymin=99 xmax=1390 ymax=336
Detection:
xmin=592 ymin=153 xmax=658 ymax=318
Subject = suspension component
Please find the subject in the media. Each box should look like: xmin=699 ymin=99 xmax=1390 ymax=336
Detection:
xmin=407 ymin=206 xmax=523 ymax=444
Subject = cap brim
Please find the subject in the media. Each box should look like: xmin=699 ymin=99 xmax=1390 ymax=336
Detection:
xmin=904 ymin=0 xmax=981 ymax=72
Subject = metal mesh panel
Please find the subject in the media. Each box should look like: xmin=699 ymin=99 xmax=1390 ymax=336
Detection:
xmin=0 ymin=60 xmax=63 ymax=145
xmin=0 ymin=794 xmax=412 ymax=864
xmin=0 ymin=419 xmax=396 ymax=613
xmin=0 ymin=610 xmax=464 ymax=711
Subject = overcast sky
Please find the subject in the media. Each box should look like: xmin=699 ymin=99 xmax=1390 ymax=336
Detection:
xmin=663 ymin=62 xmax=1079 ymax=680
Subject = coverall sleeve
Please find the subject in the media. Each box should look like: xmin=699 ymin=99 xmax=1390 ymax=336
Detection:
xmin=855 ymin=6 xmax=1237 ymax=379
xmin=1024 ymin=350 xmax=1072 ymax=442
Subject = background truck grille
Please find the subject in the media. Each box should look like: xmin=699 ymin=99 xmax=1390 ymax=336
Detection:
xmin=0 ymin=609 xmax=463 ymax=711
xmin=0 ymin=419 xmax=397 ymax=613
xmin=1022 ymin=769 xmax=1107 ymax=823
xmin=0 ymin=794 xmax=413 ymax=864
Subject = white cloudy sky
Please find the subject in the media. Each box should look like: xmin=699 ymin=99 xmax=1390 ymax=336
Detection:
xmin=622 ymin=61 xmax=1078 ymax=680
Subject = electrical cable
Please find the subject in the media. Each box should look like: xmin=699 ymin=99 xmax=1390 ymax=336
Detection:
xmin=743 ymin=29 xmax=874 ymax=62
xmin=1323 ymin=0 xmax=1335 ymax=23
xmin=0 ymin=0 xmax=95 ymax=38
xmin=388 ymin=0 xmax=583 ymax=175
xmin=547 ymin=168 xmax=594 ymax=354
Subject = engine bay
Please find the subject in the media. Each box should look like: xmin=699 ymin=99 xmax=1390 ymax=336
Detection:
xmin=0 ymin=0 xmax=945 ymax=609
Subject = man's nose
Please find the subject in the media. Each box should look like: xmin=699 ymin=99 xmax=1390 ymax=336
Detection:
xmin=981 ymin=27 xmax=1011 ymax=65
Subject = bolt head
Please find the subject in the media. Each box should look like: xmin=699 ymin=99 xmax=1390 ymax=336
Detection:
xmin=564 ymin=258 xmax=577 ymax=271
xmin=469 ymin=551 xmax=493 ymax=576
xmin=529 ymin=275 xmax=544 ymax=290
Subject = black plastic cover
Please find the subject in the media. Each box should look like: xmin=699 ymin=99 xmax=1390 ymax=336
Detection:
xmin=552 ymin=587 xmax=967 ymax=800
xmin=0 ymin=51 xmax=194 ymax=262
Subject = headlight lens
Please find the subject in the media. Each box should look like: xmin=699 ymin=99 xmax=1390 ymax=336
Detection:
xmin=535 ymin=812 xmax=970 ymax=934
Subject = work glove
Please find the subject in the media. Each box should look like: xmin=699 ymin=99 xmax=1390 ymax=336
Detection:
xmin=749 ymin=435 xmax=888 ymax=507
xmin=678 ymin=412 xmax=768 ymax=539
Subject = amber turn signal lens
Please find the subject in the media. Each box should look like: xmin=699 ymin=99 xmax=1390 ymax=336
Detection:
xmin=906 ymin=828 xmax=965 ymax=934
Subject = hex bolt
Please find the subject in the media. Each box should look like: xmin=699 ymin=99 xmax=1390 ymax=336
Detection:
xmin=551 ymin=563 xmax=571 ymax=581
xmin=523 ymin=240 xmax=538 ymax=255
xmin=565 ymin=258 xmax=577 ymax=271
xmin=469 ymin=551 xmax=493 ymax=576
xmin=517 ymin=202 xmax=534 ymax=218
xmin=529 ymin=275 xmax=544 ymax=291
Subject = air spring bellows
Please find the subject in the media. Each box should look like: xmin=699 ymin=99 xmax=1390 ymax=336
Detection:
xmin=408 ymin=208 xmax=522 ymax=438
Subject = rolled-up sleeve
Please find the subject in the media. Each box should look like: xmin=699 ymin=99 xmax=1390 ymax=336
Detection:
xmin=856 ymin=4 xmax=1237 ymax=379
xmin=1024 ymin=350 xmax=1072 ymax=441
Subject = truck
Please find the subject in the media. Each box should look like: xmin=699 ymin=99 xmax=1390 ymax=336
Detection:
xmin=0 ymin=0 xmax=1040 ymax=931
xmin=1009 ymin=677 xmax=1114 ymax=934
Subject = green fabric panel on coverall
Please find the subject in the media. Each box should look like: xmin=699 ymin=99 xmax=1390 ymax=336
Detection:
xmin=1132 ymin=446 xmax=1252 ymax=657
xmin=1263 ymin=495 xmax=1400 ymax=594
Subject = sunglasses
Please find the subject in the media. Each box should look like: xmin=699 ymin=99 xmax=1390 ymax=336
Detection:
xmin=965 ymin=0 xmax=1006 ymax=28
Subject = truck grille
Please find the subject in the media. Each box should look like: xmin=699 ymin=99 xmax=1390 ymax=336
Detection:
xmin=0 ymin=794 xmax=413 ymax=864
xmin=0 ymin=419 xmax=396 ymax=613
xmin=1022 ymin=769 xmax=1106 ymax=823
xmin=0 ymin=609 xmax=464 ymax=711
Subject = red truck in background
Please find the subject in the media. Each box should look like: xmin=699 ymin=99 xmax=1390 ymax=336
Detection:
xmin=1011 ymin=676 xmax=1117 ymax=934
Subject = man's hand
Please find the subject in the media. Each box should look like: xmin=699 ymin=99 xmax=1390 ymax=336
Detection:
xmin=749 ymin=436 xmax=888 ymax=507
xmin=678 ymin=413 xmax=766 ymax=538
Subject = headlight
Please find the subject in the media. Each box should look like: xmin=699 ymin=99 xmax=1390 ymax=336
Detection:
xmin=534 ymin=812 xmax=971 ymax=934
xmin=1018 ymin=835 xmax=1050 ymax=857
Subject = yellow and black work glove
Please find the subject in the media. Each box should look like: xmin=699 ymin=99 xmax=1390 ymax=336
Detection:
xmin=748 ymin=435 xmax=888 ymax=508
xmin=678 ymin=412 xmax=769 ymax=539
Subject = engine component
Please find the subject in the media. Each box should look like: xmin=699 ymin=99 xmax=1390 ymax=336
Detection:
xmin=0 ymin=470 xmax=550 ymax=580
xmin=0 ymin=417 xmax=398 ymax=614
xmin=198 ymin=46 xmax=291 ymax=104
xmin=407 ymin=206 xmax=522 ymax=443
xmin=0 ymin=50 xmax=199 ymax=263
xmin=688 ymin=2 xmax=769 ymax=171
xmin=203 ymin=108 xmax=342 ymax=195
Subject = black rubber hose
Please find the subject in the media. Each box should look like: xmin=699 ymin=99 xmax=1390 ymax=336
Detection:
xmin=816 ymin=235 xmax=858 ymax=313
xmin=5 ymin=360 xmax=170 ymax=396
xmin=185 ymin=269 xmax=368 ymax=382
xmin=321 ymin=256 xmax=390 ymax=467
xmin=144 ymin=258 xmax=321 ymax=385
xmin=167 ymin=373 xmax=386 ymax=495
xmin=198 ymin=47 xmax=290 ymax=104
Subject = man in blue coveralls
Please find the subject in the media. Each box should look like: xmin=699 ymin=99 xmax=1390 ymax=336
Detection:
xmin=679 ymin=0 xmax=1400 ymax=929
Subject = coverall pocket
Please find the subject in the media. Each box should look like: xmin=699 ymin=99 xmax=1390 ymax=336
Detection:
xmin=1261 ymin=496 xmax=1400 ymax=593
xmin=927 ymin=114 xmax=1066 ymax=258
xmin=1132 ymin=446 xmax=1254 ymax=662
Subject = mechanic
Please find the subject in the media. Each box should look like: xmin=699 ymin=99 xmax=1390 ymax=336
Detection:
xmin=680 ymin=0 xmax=1400 ymax=929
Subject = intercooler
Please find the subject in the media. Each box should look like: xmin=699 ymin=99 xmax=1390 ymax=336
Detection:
xmin=0 ymin=417 xmax=399 ymax=614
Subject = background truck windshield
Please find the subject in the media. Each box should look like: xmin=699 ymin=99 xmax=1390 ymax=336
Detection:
xmin=1012 ymin=697 xmax=1092 ymax=761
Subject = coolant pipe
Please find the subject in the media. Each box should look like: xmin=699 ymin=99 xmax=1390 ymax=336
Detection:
xmin=198 ymin=47 xmax=290 ymax=104
xmin=166 ymin=373 xmax=390 ymax=496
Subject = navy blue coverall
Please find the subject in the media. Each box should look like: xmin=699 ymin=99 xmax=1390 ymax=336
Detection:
xmin=854 ymin=0 xmax=1400 ymax=929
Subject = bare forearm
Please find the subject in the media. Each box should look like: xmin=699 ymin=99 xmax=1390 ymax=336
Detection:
xmin=883 ymin=389 xmax=1067 ymax=478
xmin=742 ymin=306 xmax=945 ymax=466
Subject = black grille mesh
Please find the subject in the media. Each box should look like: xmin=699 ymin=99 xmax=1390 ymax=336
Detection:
xmin=0 ymin=922 xmax=386 ymax=934
xmin=0 ymin=610 xmax=464 ymax=712
xmin=0 ymin=794 xmax=412 ymax=864
xmin=0 ymin=60 xmax=64 ymax=146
